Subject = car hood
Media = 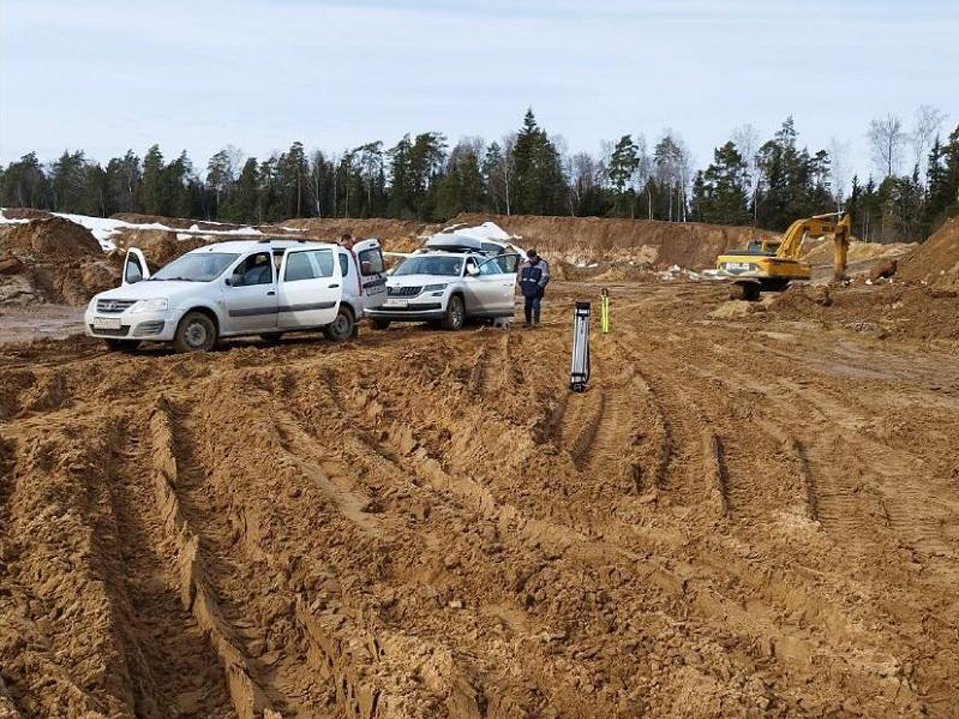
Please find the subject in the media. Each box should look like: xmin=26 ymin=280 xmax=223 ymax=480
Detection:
xmin=94 ymin=280 xmax=214 ymax=302
xmin=387 ymin=274 xmax=458 ymax=287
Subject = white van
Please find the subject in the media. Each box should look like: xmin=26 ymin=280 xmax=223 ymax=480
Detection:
xmin=84 ymin=238 xmax=387 ymax=352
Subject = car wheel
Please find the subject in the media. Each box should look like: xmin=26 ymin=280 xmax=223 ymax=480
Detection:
xmin=173 ymin=311 xmax=217 ymax=353
xmin=370 ymin=318 xmax=391 ymax=330
xmin=104 ymin=339 xmax=140 ymax=353
xmin=324 ymin=306 xmax=355 ymax=342
xmin=441 ymin=294 xmax=465 ymax=331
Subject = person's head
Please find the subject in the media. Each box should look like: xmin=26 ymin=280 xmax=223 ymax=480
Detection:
xmin=340 ymin=232 xmax=355 ymax=248
xmin=528 ymin=249 xmax=539 ymax=263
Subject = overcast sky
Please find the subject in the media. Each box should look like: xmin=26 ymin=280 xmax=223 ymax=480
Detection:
xmin=1 ymin=0 xmax=957 ymax=178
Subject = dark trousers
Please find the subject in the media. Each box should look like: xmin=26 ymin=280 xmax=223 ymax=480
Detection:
xmin=524 ymin=293 xmax=542 ymax=323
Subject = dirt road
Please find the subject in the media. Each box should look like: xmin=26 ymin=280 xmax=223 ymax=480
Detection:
xmin=1 ymin=280 xmax=957 ymax=718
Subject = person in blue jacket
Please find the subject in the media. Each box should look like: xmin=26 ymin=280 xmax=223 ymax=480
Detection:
xmin=519 ymin=249 xmax=550 ymax=327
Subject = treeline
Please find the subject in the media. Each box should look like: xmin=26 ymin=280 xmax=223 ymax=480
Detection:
xmin=2 ymin=108 xmax=956 ymax=241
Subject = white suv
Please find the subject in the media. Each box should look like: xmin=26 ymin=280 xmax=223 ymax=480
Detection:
xmin=367 ymin=251 xmax=519 ymax=330
xmin=85 ymin=238 xmax=387 ymax=352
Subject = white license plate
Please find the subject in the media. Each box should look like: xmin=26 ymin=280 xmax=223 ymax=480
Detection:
xmin=727 ymin=263 xmax=751 ymax=271
xmin=93 ymin=316 xmax=122 ymax=330
xmin=384 ymin=298 xmax=408 ymax=309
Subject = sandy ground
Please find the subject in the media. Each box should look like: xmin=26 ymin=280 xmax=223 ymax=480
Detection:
xmin=1 ymin=280 xmax=958 ymax=719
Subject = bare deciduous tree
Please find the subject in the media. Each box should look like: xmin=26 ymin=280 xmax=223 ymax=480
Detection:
xmin=732 ymin=124 xmax=759 ymax=222
xmin=828 ymin=137 xmax=852 ymax=211
xmin=867 ymin=114 xmax=906 ymax=178
xmin=911 ymin=105 xmax=947 ymax=176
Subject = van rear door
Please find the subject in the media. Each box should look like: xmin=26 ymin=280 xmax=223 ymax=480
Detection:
xmin=277 ymin=247 xmax=341 ymax=329
xmin=352 ymin=239 xmax=387 ymax=312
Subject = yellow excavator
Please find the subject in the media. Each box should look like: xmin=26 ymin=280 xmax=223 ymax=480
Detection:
xmin=716 ymin=212 xmax=851 ymax=301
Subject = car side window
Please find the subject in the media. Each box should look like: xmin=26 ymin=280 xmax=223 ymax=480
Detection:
xmin=125 ymin=254 xmax=143 ymax=283
xmin=479 ymin=258 xmax=501 ymax=276
xmin=233 ymin=252 xmax=273 ymax=286
xmin=494 ymin=254 xmax=519 ymax=273
xmin=338 ymin=253 xmax=350 ymax=278
xmin=284 ymin=249 xmax=334 ymax=282
xmin=358 ymin=247 xmax=385 ymax=275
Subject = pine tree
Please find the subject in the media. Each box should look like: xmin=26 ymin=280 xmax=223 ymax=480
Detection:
xmin=49 ymin=150 xmax=88 ymax=212
xmin=607 ymin=135 xmax=639 ymax=217
xmin=139 ymin=145 xmax=165 ymax=215
xmin=231 ymin=158 xmax=260 ymax=223
xmin=511 ymin=110 xmax=567 ymax=215
xmin=694 ymin=141 xmax=750 ymax=225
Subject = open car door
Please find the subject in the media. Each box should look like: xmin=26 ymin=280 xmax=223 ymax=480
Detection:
xmin=122 ymin=247 xmax=150 ymax=285
xmin=471 ymin=254 xmax=520 ymax=316
xmin=352 ymin=239 xmax=388 ymax=312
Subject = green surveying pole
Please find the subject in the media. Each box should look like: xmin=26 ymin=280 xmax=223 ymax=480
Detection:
xmin=600 ymin=288 xmax=610 ymax=334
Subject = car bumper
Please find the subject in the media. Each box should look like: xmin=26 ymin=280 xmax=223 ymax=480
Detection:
xmin=84 ymin=309 xmax=183 ymax=341
xmin=367 ymin=303 xmax=445 ymax=322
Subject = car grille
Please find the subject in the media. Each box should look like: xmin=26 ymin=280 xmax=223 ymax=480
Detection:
xmin=388 ymin=286 xmax=421 ymax=297
xmin=96 ymin=299 xmax=137 ymax=313
xmin=88 ymin=324 xmax=130 ymax=337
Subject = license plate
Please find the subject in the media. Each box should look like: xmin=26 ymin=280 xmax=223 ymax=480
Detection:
xmin=384 ymin=298 xmax=408 ymax=309
xmin=93 ymin=316 xmax=122 ymax=330
xmin=727 ymin=263 xmax=751 ymax=271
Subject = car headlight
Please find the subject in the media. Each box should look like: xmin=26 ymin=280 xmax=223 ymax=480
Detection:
xmin=423 ymin=283 xmax=448 ymax=292
xmin=130 ymin=298 xmax=169 ymax=313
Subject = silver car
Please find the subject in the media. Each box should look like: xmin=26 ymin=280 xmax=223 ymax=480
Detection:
xmin=367 ymin=251 xmax=519 ymax=330
xmin=85 ymin=238 xmax=387 ymax=352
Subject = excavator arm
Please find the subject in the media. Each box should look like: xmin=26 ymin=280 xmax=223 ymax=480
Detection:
xmin=775 ymin=212 xmax=851 ymax=281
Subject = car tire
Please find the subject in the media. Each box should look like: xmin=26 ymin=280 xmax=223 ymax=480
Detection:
xmin=173 ymin=311 xmax=217 ymax=353
xmin=370 ymin=318 xmax=391 ymax=330
xmin=441 ymin=294 xmax=465 ymax=331
xmin=104 ymin=339 xmax=140 ymax=353
xmin=324 ymin=306 xmax=355 ymax=342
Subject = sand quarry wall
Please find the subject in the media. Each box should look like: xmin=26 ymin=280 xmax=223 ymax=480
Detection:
xmin=448 ymin=213 xmax=779 ymax=269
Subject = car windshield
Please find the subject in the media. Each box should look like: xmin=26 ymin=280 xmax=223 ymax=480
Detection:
xmin=393 ymin=255 xmax=464 ymax=277
xmin=150 ymin=252 xmax=239 ymax=282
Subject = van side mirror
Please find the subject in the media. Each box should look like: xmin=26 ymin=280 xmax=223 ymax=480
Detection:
xmin=224 ymin=276 xmax=234 ymax=287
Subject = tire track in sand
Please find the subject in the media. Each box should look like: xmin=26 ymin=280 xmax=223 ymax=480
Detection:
xmin=108 ymin=424 xmax=236 ymax=719
xmin=148 ymin=399 xmax=279 ymax=719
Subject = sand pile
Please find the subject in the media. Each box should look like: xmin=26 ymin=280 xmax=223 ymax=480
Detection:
xmin=770 ymin=282 xmax=959 ymax=340
xmin=896 ymin=218 xmax=959 ymax=289
xmin=449 ymin=213 xmax=778 ymax=269
xmin=0 ymin=218 xmax=116 ymax=305
xmin=111 ymin=228 xmax=207 ymax=269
